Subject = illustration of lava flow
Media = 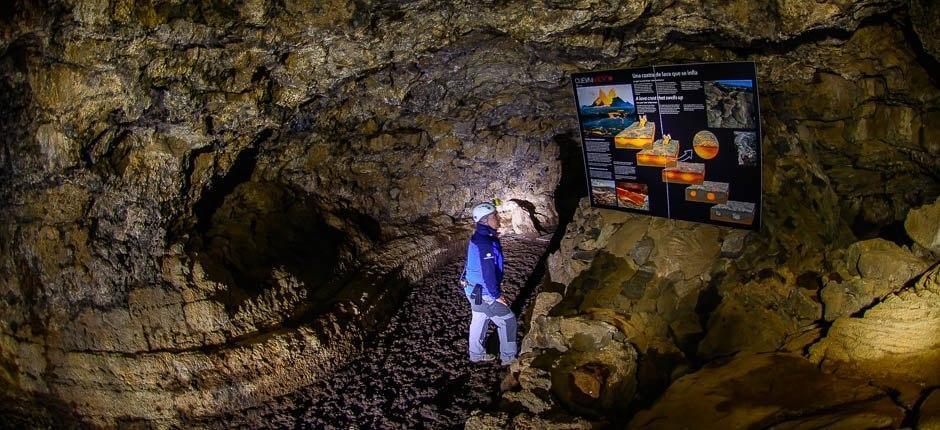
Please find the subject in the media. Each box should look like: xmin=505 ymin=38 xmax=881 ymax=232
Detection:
xmin=616 ymin=182 xmax=648 ymax=208
xmin=662 ymin=161 xmax=705 ymax=185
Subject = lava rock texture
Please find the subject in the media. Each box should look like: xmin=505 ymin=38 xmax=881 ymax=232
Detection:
xmin=0 ymin=0 xmax=938 ymax=428
xmin=197 ymin=236 xmax=546 ymax=429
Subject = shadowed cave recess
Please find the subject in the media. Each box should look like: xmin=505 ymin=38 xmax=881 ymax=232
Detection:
xmin=1 ymin=0 xmax=939 ymax=429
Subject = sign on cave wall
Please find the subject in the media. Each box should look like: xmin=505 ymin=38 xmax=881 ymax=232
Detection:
xmin=571 ymin=61 xmax=762 ymax=230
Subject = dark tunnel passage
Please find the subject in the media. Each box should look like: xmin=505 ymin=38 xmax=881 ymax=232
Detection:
xmin=194 ymin=181 xmax=353 ymax=313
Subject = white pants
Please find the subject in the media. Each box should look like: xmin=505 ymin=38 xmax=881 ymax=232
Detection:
xmin=468 ymin=299 xmax=517 ymax=364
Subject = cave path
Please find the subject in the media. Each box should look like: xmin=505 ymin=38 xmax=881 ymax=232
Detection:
xmin=217 ymin=235 xmax=549 ymax=429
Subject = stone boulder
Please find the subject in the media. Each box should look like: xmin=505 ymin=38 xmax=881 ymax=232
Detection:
xmin=810 ymin=264 xmax=940 ymax=404
xmin=698 ymin=268 xmax=821 ymax=359
xmin=820 ymin=238 xmax=931 ymax=320
xmin=628 ymin=353 xmax=904 ymax=429
xmin=510 ymin=315 xmax=638 ymax=418
xmin=905 ymin=198 xmax=940 ymax=255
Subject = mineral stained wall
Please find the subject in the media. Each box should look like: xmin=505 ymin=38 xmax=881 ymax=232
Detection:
xmin=1 ymin=0 xmax=938 ymax=427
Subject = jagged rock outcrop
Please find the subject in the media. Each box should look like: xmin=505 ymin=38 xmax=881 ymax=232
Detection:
xmin=905 ymin=197 xmax=940 ymax=255
xmin=697 ymin=267 xmax=821 ymax=359
xmin=819 ymin=238 xmax=931 ymax=320
xmin=810 ymin=264 xmax=940 ymax=404
xmin=494 ymin=196 xmax=938 ymax=426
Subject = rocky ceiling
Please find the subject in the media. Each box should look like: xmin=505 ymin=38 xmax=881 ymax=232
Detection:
xmin=0 ymin=0 xmax=938 ymax=427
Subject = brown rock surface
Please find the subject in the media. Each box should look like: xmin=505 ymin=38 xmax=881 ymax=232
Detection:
xmin=921 ymin=389 xmax=940 ymax=430
xmin=0 ymin=0 xmax=938 ymax=427
xmin=698 ymin=268 xmax=821 ymax=359
xmin=820 ymin=238 xmax=931 ymax=320
xmin=810 ymin=264 xmax=940 ymax=403
xmin=906 ymin=198 xmax=940 ymax=254
xmin=628 ymin=353 xmax=905 ymax=429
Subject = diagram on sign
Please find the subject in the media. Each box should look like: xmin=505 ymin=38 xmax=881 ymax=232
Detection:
xmin=636 ymin=134 xmax=679 ymax=167
xmin=692 ymin=130 xmax=719 ymax=159
xmin=590 ymin=179 xmax=617 ymax=206
xmin=686 ymin=181 xmax=729 ymax=204
xmin=705 ymin=80 xmax=757 ymax=128
xmin=572 ymin=62 xmax=762 ymax=230
xmin=615 ymin=114 xmax=656 ymax=149
xmin=663 ymin=161 xmax=706 ymax=185
xmin=734 ymin=131 xmax=758 ymax=167
xmin=711 ymin=201 xmax=757 ymax=225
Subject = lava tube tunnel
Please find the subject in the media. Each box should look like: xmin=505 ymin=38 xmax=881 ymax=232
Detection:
xmin=1 ymin=1 xmax=939 ymax=429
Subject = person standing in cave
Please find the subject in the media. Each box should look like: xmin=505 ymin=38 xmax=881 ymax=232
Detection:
xmin=461 ymin=201 xmax=517 ymax=366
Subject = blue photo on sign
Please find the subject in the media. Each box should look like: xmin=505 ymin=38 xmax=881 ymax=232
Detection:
xmin=714 ymin=79 xmax=753 ymax=88
xmin=575 ymin=84 xmax=636 ymax=138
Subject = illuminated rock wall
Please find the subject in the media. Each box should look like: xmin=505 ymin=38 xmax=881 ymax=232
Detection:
xmin=0 ymin=0 xmax=938 ymax=427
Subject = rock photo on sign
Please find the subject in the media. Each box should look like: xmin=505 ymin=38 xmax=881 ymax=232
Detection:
xmin=705 ymin=80 xmax=756 ymax=128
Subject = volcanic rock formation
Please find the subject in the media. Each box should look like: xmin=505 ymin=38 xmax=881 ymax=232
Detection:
xmin=1 ymin=0 xmax=938 ymax=428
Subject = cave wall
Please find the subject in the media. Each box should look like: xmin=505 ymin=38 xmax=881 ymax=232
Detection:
xmin=0 ymin=0 xmax=938 ymax=427
xmin=0 ymin=1 xmax=572 ymax=425
xmin=466 ymin=1 xmax=940 ymax=427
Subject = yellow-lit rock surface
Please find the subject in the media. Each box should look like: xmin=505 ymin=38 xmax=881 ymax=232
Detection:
xmin=628 ymin=353 xmax=905 ymax=429
xmin=810 ymin=265 xmax=940 ymax=403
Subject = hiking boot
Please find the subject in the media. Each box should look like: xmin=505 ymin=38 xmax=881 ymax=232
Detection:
xmin=470 ymin=353 xmax=497 ymax=363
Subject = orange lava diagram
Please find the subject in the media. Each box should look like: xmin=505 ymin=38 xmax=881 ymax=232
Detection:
xmin=662 ymin=162 xmax=705 ymax=185
xmin=692 ymin=130 xmax=719 ymax=160
xmin=636 ymin=134 xmax=679 ymax=167
xmin=614 ymin=114 xmax=656 ymax=149
xmin=685 ymin=181 xmax=729 ymax=204
xmin=616 ymin=181 xmax=649 ymax=210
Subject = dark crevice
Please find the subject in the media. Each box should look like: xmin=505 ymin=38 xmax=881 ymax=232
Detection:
xmin=196 ymin=183 xmax=351 ymax=313
xmin=667 ymin=7 xmax=903 ymax=58
xmin=850 ymin=212 xmax=917 ymax=246
xmin=848 ymin=261 xmax=938 ymax=319
xmin=900 ymin=8 xmax=940 ymax=86
xmin=546 ymin=131 xmax=587 ymax=252
xmin=509 ymin=198 xmax=546 ymax=234
xmin=901 ymin=386 xmax=938 ymax=428
xmin=191 ymin=128 xmax=271 ymax=237
xmin=687 ymin=272 xmax=724 ymax=365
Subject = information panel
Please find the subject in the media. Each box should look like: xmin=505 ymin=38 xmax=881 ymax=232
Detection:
xmin=572 ymin=62 xmax=762 ymax=230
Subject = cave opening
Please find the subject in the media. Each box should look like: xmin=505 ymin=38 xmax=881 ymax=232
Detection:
xmin=192 ymin=180 xmax=354 ymax=314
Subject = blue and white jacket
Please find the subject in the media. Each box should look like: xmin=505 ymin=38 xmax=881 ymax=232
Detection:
xmin=463 ymin=223 xmax=504 ymax=302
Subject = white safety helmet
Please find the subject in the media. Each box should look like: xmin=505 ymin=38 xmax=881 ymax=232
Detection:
xmin=471 ymin=202 xmax=497 ymax=223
